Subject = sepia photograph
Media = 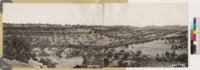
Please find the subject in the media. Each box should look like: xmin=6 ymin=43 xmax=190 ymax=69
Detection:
xmin=103 ymin=3 xmax=188 ymax=67
xmin=3 ymin=3 xmax=188 ymax=68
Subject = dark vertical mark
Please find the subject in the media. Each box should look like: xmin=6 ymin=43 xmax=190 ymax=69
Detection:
xmin=191 ymin=18 xmax=197 ymax=54
xmin=191 ymin=40 xmax=196 ymax=54
xmin=1 ymin=0 xmax=13 ymax=13
xmin=0 ymin=0 xmax=2 ymax=13
xmin=0 ymin=58 xmax=12 ymax=70
xmin=3 ymin=0 xmax=13 ymax=3
xmin=191 ymin=29 xmax=196 ymax=54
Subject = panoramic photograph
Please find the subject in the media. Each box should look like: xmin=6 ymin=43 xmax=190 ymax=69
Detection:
xmin=3 ymin=3 xmax=188 ymax=68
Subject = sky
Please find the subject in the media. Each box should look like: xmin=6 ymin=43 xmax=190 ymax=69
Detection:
xmin=104 ymin=3 xmax=188 ymax=26
xmin=3 ymin=3 xmax=103 ymax=25
xmin=3 ymin=3 xmax=187 ymax=26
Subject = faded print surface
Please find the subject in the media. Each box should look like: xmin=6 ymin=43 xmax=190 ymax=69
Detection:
xmin=3 ymin=3 xmax=188 ymax=68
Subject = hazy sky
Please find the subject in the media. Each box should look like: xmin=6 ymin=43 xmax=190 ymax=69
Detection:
xmin=104 ymin=3 xmax=188 ymax=26
xmin=3 ymin=3 xmax=103 ymax=25
xmin=3 ymin=3 xmax=187 ymax=26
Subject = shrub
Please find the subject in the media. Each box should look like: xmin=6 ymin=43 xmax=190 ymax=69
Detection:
xmin=4 ymin=36 xmax=32 ymax=63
